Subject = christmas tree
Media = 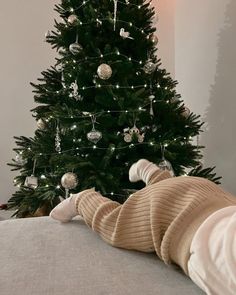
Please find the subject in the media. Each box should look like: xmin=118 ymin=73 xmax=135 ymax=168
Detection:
xmin=7 ymin=0 xmax=220 ymax=218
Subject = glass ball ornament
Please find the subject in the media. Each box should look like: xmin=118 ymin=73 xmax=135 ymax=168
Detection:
xmin=158 ymin=159 xmax=175 ymax=177
xmin=143 ymin=60 xmax=156 ymax=74
xmin=68 ymin=14 xmax=78 ymax=25
xmin=97 ymin=64 xmax=112 ymax=80
xmin=15 ymin=154 xmax=27 ymax=165
xmin=69 ymin=43 xmax=83 ymax=55
xmin=148 ymin=34 xmax=159 ymax=45
xmin=87 ymin=129 xmax=102 ymax=144
xmin=37 ymin=118 xmax=46 ymax=130
xmin=61 ymin=172 xmax=78 ymax=190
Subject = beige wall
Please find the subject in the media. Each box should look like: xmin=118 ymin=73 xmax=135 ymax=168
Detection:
xmin=154 ymin=0 xmax=175 ymax=76
xmin=0 ymin=1 xmax=58 ymax=203
xmin=175 ymin=0 xmax=236 ymax=194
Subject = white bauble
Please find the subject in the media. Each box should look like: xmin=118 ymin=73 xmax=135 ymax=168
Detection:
xmin=97 ymin=64 xmax=112 ymax=80
xmin=61 ymin=172 xmax=78 ymax=189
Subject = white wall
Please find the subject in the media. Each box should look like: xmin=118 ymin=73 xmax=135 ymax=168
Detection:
xmin=0 ymin=1 xmax=58 ymax=203
xmin=154 ymin=0 xmax=175 ymax=77
xmin=175 ymin=0 xmax=236 ymax=194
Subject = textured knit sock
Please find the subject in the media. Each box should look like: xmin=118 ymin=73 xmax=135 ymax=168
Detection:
xmin=50 ymin=193 xmax=80 ymax=223
xmin=129 ymin=159 xmax=160 ymax=184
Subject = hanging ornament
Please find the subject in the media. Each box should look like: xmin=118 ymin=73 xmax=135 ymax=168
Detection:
xmin=69 ymin=34 xmax=83 ymax=55
xmin=69 ymin=43 xmax=83 ymax=55
xmin=120 ymin=28 xmax=134 ymax=40
xmin=61 ymin=172 xmax=78 ymax=198
xmin=37 ymin=118 xmax=46 ymax=130
xmin=97 ymin=64 xmax=112 ymax=80
xmin=124 ymin=133 xmax=132 ymax=143
xmin=69 ymin=80 xmax=83 ymax=101
xmin=15 ymin=153 xmax=27 ymax=165
xmin=158 ymin=159 xmax=175 ymax=176
xmin=158 ymin=145 xmax=175 ymax=176
xmin=67 ymin=14 xmax=78 ymax=25
xmin=113 ymin=0 xmax=118 ymax=31
xmin=148 ymin=34 xmax=159 ymax=45
xmin=61 ymin=172 xmax=78 ymax=189
xmin=61 ymin=71 xmax=66 ymax=88
xmin=182 ymin=106 xmax=191 ymax=118
xmin=123 ymin=124 xmax=145 ymax=143
xmin=87 ymin=115 xmax=102 ymax=144
xmin=44 ymin=30 xmax=51 ymax=42
xmin=55 ymin=123 xmax=61 ymax=153
xmin=24 ymin=159 xmax=38 ymax=189
xmin=143 ymin=60 xmax=156 ymax=74
xmin=24 ymin=176 xmax=38 ymax=189
xmin=149 ymin=94 xmax=155 ymax=116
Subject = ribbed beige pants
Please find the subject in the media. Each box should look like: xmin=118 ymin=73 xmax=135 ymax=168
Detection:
xmin=75 ymin=169 xmax=170 ymax=253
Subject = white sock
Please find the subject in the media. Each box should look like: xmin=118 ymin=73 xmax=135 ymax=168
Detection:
xmin=50 ymin=193 xmax=80 ymax=223
xmin=129 ymin=159 xmax=159 ymax=184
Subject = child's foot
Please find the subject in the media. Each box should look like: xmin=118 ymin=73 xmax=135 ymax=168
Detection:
xmin=50 ymin=193 xmax=79 ymax=223
xmin=129 ymin=159 xmax=159 ymax=184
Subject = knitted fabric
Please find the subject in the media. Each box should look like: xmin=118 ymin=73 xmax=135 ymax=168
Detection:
xmin=76 ymin=170 xmax=236 ymax=275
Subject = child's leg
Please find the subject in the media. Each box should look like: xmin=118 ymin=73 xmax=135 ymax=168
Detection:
xmin=51 ymin=188 xmax=154 ymax=253
xmin=129 ymin=159 xmax=172 ymax=186
xmin=76 ymin=188 xmax=154 ymax=252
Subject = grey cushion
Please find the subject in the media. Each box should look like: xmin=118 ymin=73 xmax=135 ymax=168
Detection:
xmin=0 ymin=217 xmax=204 ymax=295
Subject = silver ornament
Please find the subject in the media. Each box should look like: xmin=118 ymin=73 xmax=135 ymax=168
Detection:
xmin=69 ymin=80 xmax=83 ymax=101
xmin=55 ymin=125 xmax=61 ymax=153
xmin=129 ymin=126 xmax=140 ymax=135
xmin=68 ymin=14 xmax=78 ymax=25
xmin=69 ymin=43 xmax=83 ymax=55
xmin=138 ymin=134 xmax=145 ymax=143
xmin=87 ymin=128 xmax=102 ymax=144
xmin=149 ymin=94 xmax=155 ymax=116
xmin=148 ymin=34 xmax=159 ymax=45
xmin=24 ymin=175 xmax=38 ymax=189
xmin=37 ymin=118 xmax=46 ymax=130
xmin=97 ymin=64 xmax=112 ymax=80
xmin=124 ymin=133 xmax=132 ymax=143
xmin=120 ymin=28 xmax=134 ymax=40
xmin=61 ymin=172 xmax=78 ymax=189
xmin=143 ymin=60 xmax=156 ymax=74
xmin=124 ymin=125 xmax=145 ymax=143
xmin=15 ymin=153 xmax=27 ymax=165
xmin=158 ymin=159 xmax=175 ymax=176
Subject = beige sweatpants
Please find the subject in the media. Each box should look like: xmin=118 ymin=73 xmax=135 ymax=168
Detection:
xmin=75 ymin=169 xmax=171 ymax=253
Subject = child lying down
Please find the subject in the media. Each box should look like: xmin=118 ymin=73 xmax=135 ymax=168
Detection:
xmin=50 ymin=159 xmax=236 ymax=295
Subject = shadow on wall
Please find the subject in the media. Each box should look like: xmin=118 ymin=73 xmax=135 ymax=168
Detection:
xmin=201 ymin=0 xmax=236 ymax=194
